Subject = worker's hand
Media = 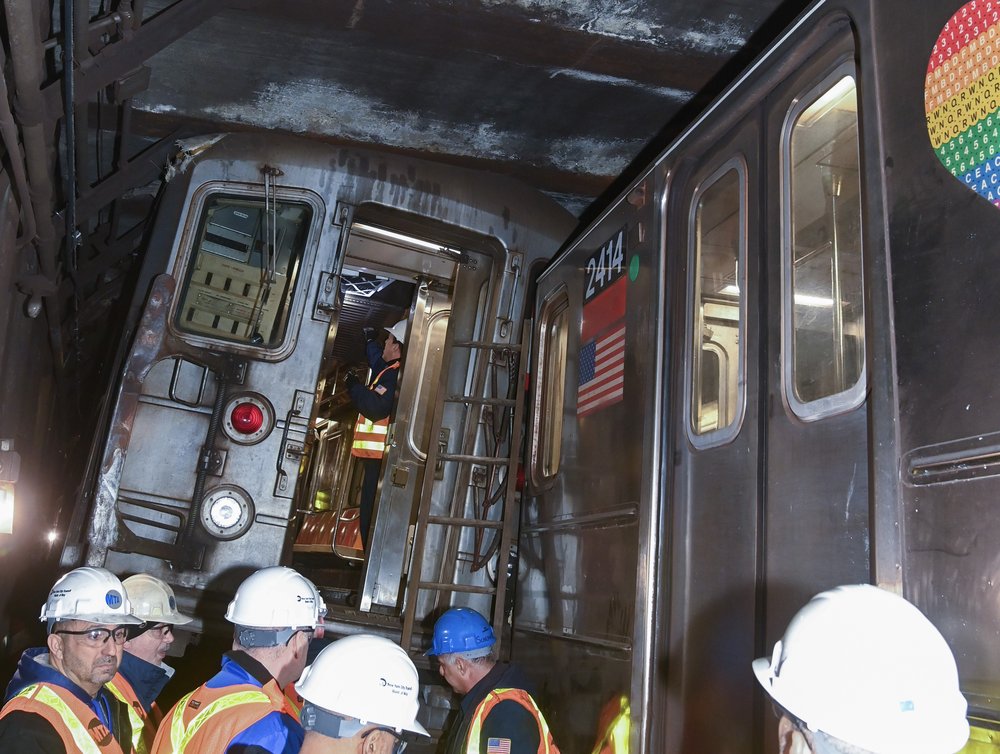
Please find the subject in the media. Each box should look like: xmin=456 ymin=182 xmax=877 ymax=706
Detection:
xmin=344 ymin=370 xmax=360 ymax=389
xmin=362 ymin=326 xmax=376 ymax=342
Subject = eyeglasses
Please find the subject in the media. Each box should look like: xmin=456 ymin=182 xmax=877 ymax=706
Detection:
xmin=54 ymin=626 xmax=129 ymax=646
xmin=146 ymin=623 xmax=173 ymax=637
xmin=361 ymin=726 xmax=406 ymax=754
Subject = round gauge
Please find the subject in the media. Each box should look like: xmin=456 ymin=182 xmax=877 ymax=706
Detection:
xmin=222 ymin=392 xmax=275 ymax=445
xmin=200 ymin=485 xmax=254 ymax=540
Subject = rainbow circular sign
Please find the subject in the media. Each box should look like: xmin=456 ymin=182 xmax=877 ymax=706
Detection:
xmin=926 ymin=0 xmax=1000 ymax=206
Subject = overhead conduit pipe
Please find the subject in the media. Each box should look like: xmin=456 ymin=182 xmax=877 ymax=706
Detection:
xmin=4 ymin=0 xmax=66 ymax=364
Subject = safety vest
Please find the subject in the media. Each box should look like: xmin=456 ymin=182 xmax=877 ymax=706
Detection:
xmin=350 ymin=363 xmax=400 ymax=459
xmin=107 ymin=672 xmax=160 ymax=754
xmin=0 ymin=682 xmax=129 ymax=754
xmin=589 ymin=695 xmax=630 ymax=754
xmin=150 ymin=679 xmax=292 ymax=753
xmin=282 ymin=681 xmax=303 ymax=721
xmin=465 ymin=687 xmax=561 ymax=754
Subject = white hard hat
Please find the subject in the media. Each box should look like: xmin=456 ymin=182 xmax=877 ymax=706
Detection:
xmin=384 ymin=319 xmax=407 ymax=344
xmin=296 ymin=634 xmax=428 ymax=735
xmin=753 ymin=584 xmax=969 ymax=754
xmin=122 ymin=574 xmax=194 ymax=625
xmin=40 ymin=567 xmax=144 ymax=625
xmin=303 ymin=577 xmax=327 ymax=621
xmin=225 ymin=566 xmax=321 ymax=629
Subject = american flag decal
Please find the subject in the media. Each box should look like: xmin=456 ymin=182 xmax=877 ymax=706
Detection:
xmin=577 ymin=275 xmax=626 ymax=417
xmin=487 ymin=738 xmax=512 ymax=754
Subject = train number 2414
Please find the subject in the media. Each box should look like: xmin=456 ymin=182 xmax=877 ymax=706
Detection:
xmin=584 ymin=227 xmax=626 ymax=302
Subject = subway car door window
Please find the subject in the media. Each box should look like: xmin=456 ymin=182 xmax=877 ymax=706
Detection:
xmin=175 ymin=194 xmax=313 ymax=348
xmin=688 ymin=159 xmax=747 ymax=446
xmin=782 ymin=68 xmax=865 ymax=419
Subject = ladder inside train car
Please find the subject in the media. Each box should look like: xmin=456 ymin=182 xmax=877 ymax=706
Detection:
xmin=400 ymin=321 xmax=528 ymax=657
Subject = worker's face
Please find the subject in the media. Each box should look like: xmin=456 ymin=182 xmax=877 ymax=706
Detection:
xmin=437 ymin=655 xmax=468 ymax=694
xmin=47 ymin=621 xmax=124 ymax=696
xmin=125 ymin=623 xmax=174 ymax=666
xmin=359 ymin=726 xmax=406 ymax=754
xmin=383 ymin=335 xmax=401 ymax=362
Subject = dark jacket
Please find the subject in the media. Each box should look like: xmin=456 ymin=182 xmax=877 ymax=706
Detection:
xmin=117 ymin=651 xmax=172 ymax=714
xmin=347 ymin=339 xmax=400 ymax=421
xmin=440 ymin=662 xmax=542 ymax=754
xmin=0 ymin=646 xmax=134 ymax=754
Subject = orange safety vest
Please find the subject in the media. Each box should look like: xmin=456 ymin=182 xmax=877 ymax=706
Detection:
xmin=465 ymin=687 xmax=561 ymax=754
xmin=589 ymin=695 xmax=630 ymax=754
xmin=282 ymin=681 xmax=303 ymax=721
xmin=350 ymin=363 xmax=400 ymax=459
xmin=107 ymin=672 xmax=161 ymax=754
xmin=150 ymin=678 xmax=293 ymax=753
xmin=0 ymin=682 xmax=130 ymax=754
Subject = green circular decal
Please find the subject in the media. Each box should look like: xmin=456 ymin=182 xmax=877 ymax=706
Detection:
xmin=628 ymin=254 xmax=640 ymax=281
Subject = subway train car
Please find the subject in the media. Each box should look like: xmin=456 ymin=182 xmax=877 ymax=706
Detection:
xmin=58 ymin=131 xmax=576 ymax=664
xmin=60 ymin=0 xmax=1000 ymax=752
xmin=519 ymin=0 xmax=1000 ymax=752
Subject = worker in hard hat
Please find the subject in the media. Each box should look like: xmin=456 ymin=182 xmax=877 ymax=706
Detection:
xmin=150 ymin=566 xmax=323 ymax=753
xmin=0 ymin=566 xmax=144 ymax=752
xmin=345 ymin=318 xmax=407 ymax=550
xmin=295 ymin=634 xmax=428 ymax=753
xmin=106 ymin=574 xmax=194 ymax=754
xmin=753 ymin=584 xmax=970 ymax=754
xmin=281 ymin=576 xmax=327 ymax=721
xmin=427 ymin=607 xmax=561 ymax=754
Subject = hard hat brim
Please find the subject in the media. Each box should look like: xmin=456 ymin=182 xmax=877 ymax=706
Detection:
xmin=45 ymin=613 xmax=145 ymax=625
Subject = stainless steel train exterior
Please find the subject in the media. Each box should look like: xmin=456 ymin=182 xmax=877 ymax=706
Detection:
xmin=58 ymin=131 xmax=576 ymax=660
xmin=521 ymin=0 xmax=999 ymax=752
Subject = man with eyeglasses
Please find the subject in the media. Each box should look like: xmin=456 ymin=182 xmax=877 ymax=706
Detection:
xmin=0 ymin=566 xmax=144 ymax=753
xmin=295 ymin=634 xmax=428 ymax=754
xmin=151 ymin=566 xmax=323 ymax=753
xmin=107 ymin=574 xmax=194 ymax=754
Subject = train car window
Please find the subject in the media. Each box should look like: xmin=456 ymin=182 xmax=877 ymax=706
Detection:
xmin=531 ymin=288 xmax=570 ymax=482
xmin=175 ymin=194 xmax=313 ymax=348
xmin=688 ymin=160 xmax=746 ymax=445
xmin=782 ymin=68 xmax=866 ymax=419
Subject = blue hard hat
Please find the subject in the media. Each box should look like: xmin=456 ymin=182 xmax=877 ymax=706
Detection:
xmin=425 ymin=607 xmax=496 ymax=656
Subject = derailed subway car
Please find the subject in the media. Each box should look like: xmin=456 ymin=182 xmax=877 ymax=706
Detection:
xmin=59 ymin=131 xmax=576 ymax=658
xmin=521 ymin=0 xmax=1000 ymax=752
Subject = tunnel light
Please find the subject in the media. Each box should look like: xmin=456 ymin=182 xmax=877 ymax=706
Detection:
xmin=0 ymin=482 xmax=13 ymax=535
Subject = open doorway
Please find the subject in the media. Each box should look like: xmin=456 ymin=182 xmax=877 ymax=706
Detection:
xmin=291 ymin=215 xmax=460 ymax=612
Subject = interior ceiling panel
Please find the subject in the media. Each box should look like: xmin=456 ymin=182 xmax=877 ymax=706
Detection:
xmin=129 ymin=0 xmax=809 ymax=215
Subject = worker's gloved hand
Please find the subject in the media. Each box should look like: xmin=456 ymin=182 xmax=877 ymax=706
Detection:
xmin=362 ymin=326 xmax=377 ymax=342
xmin=344 ymin=370 xmax=360 ymax=389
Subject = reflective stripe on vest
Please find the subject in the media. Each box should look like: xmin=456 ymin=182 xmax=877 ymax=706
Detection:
xmin=0 ymin=683 xmax=127 ymax=754
xmin=350 ymin=363 xmax=400 ymax=459
xmin=107 ymin=674 xmax=154 ymax=754
xmin=465 ymin=687 xmax=561 ymax=754
xmin=160 ymin=687 xmax=273 ymax=753
xmin=282 ymin=681 xmax=303 ymax=722
xmin=589 ymin=695 xmax=630 ymax=754
xmin=351 ymin=416 xmax=390 ymax=458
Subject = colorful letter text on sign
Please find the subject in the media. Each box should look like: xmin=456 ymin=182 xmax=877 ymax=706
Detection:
xmin=927 ymin=0 xmax=1000 ymax=206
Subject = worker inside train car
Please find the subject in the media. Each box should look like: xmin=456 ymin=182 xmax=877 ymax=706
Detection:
xmin=752 ymin=584 xmax=969 ymax=754
xmin=345 ymin=319 xmax=407 ymax=551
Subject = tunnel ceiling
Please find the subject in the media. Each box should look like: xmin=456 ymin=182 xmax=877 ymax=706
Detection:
xmin=128 ymin=0 xmax=809 ymax=215
xmin=3 ymin=0 xmax=811 ymax=405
